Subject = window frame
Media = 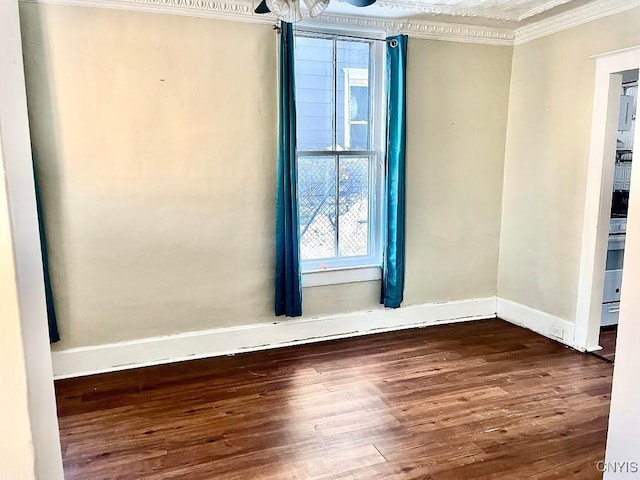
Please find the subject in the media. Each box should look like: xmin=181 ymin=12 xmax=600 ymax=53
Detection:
xmin=294 ymin=28 xmax=387 ymax=277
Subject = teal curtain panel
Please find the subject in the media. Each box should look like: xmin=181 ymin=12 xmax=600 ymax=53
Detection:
xmin=275 ymin=22 xmax=303 ymax=317
xmin=381 ymin=35 xmax=408 ymax=309
xmin=33 ymin=157 xmax=60 ymax=342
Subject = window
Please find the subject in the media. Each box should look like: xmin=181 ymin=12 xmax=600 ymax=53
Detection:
xmin=295 ymin=31 xmax=385 ymax=273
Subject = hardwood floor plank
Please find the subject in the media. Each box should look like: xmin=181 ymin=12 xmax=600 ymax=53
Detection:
xmin=55 ymin=319 xmax=613 ymax=479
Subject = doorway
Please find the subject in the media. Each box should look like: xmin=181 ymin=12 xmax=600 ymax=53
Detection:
xmin=592 ymin=69 xmax=637 ymax=363
xmin=575 ymin=47 xmax=640 ymax=354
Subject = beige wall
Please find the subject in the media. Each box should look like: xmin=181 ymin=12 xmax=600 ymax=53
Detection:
xmin=404 ymin=39 xmax=511 ymax=304
xmin=20 ymin=4 xmax=512 ymax=350
xmin=21 ymin=5 xmax=281 ymax=349
xmin=498 ymin=8 xmax=640 ymax=322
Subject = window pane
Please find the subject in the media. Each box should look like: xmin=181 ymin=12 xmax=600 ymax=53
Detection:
xmin=294 ymin=32 xmax=380 ymax=270
xmin=338 ymin=156 xmax=369 ymax=257
xmin=295 ymin=36 xmax=334 ymax=151
xmin=336 ymin=40 xmax=371 ymax=151
xmin=298 ymin=156 xmax=337 ymax=260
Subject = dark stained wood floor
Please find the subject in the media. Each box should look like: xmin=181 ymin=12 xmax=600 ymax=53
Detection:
xmin=55 ymin=319 xmax=613 ymax=480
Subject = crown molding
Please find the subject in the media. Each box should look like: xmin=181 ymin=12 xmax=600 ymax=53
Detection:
xmin=372 ymin=0 xmax=520 ymax=22
xmin=18 ymin=0 xmax=640 ymax=47
xmin=19 ymin=0 xmax=515 ymax=45
xmin=303 ymin=13 xmax=514 ymax=45
xmin=399 ymin=20 xmax=513 ymax=45
xmin=514 ymin=0 xmax=640 ymax=45
xmin=19 ymin=0 xmax=276 ymax=25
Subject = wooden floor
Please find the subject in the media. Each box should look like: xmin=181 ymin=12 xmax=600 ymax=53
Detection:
xmin=55 ymin=319 xmax=614 ymax=480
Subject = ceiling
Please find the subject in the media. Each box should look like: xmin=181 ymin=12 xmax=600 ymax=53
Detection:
xmin=323 ymin=0 xmax=595 ymax=28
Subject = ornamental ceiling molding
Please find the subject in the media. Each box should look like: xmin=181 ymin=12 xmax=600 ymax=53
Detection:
xmin=513 ymin=0 xmax=640 ymax=45
xmin=20 ymin=0 xmax=275 ymax=25
xmin=398 ymin=21 xmax=513 ymax=44
xmin=20 ymin=0 xmax=640 ymax=46
xmin=300 ymin=12 xmax=514 ymax=44
xmin=21 ymin=0 xmax=515 ymax=44
xmin=370 ymin=0 xmax=573 ymax=22
xmin=370 ymin=0 xmax=520 ymax=21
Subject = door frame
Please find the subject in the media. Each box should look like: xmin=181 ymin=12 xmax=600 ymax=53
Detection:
xmin=574 ymin=45 xmax=640 ymax=352
xmin=0 ymin=0 xmax=65 ymax=477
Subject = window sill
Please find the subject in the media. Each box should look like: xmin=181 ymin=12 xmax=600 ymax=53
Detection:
xmin=302 ymin=266 xmax=382 ymax=287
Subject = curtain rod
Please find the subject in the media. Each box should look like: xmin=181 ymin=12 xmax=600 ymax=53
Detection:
xmin=273 ymin=24 xmax=390 ymax=42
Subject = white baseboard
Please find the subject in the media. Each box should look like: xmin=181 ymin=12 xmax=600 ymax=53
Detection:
xmin=52 ymin=297 xmax=498 ymax=379
xmin=497 ymin=297 xmax=577 ymax=349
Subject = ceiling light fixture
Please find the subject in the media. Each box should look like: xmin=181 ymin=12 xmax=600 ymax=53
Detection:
xmin=254 ymin=0 xmax=377 ymax=20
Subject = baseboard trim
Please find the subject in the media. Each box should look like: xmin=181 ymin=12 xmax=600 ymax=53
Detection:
xmin=52 ymin=297 xmax=498 ymax=379
xmin=497 ymin=297 xmax=578 ymax=349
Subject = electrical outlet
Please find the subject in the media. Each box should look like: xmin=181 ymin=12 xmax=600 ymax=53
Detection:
xmin=550 ymin=324 xmax=564 ymax=340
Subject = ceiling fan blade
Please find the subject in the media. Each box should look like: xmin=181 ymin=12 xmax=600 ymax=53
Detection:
xmin=254 ymin=0 xmax=271 ymax=14
xmin=266 ymin=0 xmax=291 ymax=16
xmin=343 ymin=0 xmax=376 ymax=6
